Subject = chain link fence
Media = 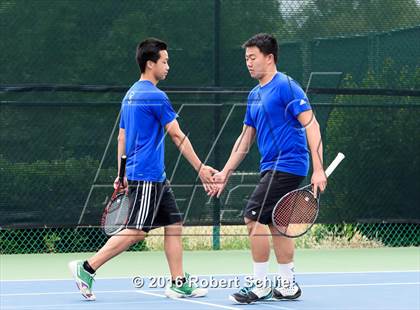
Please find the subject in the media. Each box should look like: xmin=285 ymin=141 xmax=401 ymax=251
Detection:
xmin=1 ymin=1 xmax=420 ymax=87
xmin=1 ymin=222 xmax=418 ymax=254
xmin=1 ymin=94 xmax=419 ymax=253
xmin=2 ymin=99 xmax=419 ymax=224
xmin=1 ymin=0 xmax=419 ymax=253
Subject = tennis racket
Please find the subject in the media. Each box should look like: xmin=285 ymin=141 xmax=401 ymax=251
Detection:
xmin=101 ymin=155 xmax=130 ymax=236
xmin=272 ymin=152 xmax=345 ymax=238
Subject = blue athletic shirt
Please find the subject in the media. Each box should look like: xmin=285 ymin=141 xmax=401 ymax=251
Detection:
xmin=243 ymin=72 xmax=311 ymax=176
xmin=119 ymin=80 xmax=177 ymax=182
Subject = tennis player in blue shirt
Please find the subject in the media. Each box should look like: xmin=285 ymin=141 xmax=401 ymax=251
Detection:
xmin=69 ymin=38 xmax=216 ymax=301
xmin=212 ymin=33 xmax=327 ymax=304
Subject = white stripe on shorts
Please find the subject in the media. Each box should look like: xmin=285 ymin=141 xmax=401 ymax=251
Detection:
xmin=140 ymin=181 xmax=152 ymax=229
xmin=136 ymin=181 xmax=148 ymax=229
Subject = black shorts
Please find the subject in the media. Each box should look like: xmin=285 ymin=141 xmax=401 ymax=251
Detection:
xmin=244 ymin=170 xmax=305 ymax=225
xmin=126 ymin=179 xmax=182 ymax=232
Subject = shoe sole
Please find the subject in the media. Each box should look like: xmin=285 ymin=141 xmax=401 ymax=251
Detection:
xmin=191 ymin=288 xmax=208 ymax=298
xmin=165 ymin=289 xmax=185 ymax=299
xmin=165 ymin=288 xmax=208 ymax=299
xmin=273 ymin=289 xmax=301 ymax=300
xmin=228 ymin=295 xmax=251 ymax=304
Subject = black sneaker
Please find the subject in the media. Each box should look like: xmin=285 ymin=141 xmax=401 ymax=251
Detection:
xmin=229 ymin=280 xmax=272 ymax=304
xmin=273 ymin=282 xmax=302 ymax=300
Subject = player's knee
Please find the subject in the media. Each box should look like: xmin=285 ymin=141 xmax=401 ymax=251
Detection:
xmin=126 ymin=229 xmax=146 ymax=244
xmin=164 ymin=222 xmax=183 ymax=235
xmin=244 ymin=218 xmax=256 ymax=233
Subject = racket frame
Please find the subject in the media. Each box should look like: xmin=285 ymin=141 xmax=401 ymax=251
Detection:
xmin=271 ymin=152 xmax=345 ymax=238
xmin=101 ymin=155 xmax=128 ymax=236
xmin=272 ymin=185 xmax=319 ymax=238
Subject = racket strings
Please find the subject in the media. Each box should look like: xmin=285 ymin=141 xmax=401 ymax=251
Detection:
xmin=103 ymin=194 xmax=130 ymax=235
xmin=273 ymin=190 xmax=318 ymax=236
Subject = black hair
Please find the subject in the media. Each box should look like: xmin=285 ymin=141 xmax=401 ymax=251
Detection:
xmin=242 ymin=33 xmax=278 ymax=63
xmin=136 ymin=38 xmax=168 ymax=73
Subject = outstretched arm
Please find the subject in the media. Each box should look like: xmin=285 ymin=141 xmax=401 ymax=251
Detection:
xmin=165 ymin=119 xmax=218 ymax=192
xmin=212 ymin=125 xmax=256 ymax=197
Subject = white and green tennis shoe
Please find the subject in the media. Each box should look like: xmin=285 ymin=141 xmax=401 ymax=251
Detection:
xmin=68 ymin=260 xmax=96 ymax=301
xmin=165 ymin=273 xmax=208 ymax=298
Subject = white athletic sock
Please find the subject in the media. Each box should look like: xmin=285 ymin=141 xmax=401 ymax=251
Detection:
xmin=253 ymin=261 xmax=269 ymax=281
xmin=278 ymin=262 xmax=295 ymax=287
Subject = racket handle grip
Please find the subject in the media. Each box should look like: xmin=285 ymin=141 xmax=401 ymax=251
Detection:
xmin=325 ymin=152 xmax=345 ymax=178
xmin=119 ymin=155 xmax=127 ymax=182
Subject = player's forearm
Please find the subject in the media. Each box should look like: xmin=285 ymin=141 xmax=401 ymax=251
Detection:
xmin=306 ymin=120 xmax=324 ymax=172
xmin=117 ymin=132 xmax=126 ymax=174
xmin=172 ymin=134 xmax=202 ymax=172
xmin=223 ymin=135 xmax=250 ymax=174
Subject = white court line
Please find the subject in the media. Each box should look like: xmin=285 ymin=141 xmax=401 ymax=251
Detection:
xmin=137 ymin=290 xmax=239 ymax=310
xmin=1 ymin=270 xmax=419 ymax=282
xmin=260 ymin=305 xmax=295 ymax=310
xmin=186 ymin=282 xmax=420 ymax=291
xmin=302 ymin=282 xmax=420 ymax=288
xmin=0 ymin=289 xmax=137 ymax=297
xmin=295 ymin=270 xmax=420 ymax=275
xmin=1 ymin=299 xmax=174 ymax=309
xmin=1 ymin=282 xmax=419 ymax=297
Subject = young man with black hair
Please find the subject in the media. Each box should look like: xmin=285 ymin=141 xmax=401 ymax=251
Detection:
xmin=212 ymin=33 xmax=327 ymax=304
xmin=69 ymin=38 xmax=216 ymax=301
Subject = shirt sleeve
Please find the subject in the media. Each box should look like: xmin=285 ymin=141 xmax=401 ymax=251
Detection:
xmin=284 ymin=79 xmax=312 ymax=118
xmin=149 ymin=93 xmax=178 ymax=127
xmin=243 ymin=95 xmax=256 ymax=128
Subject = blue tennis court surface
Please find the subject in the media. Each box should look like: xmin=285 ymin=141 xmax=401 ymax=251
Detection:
xmin=1 ymin=271 xmax=419 ymax=309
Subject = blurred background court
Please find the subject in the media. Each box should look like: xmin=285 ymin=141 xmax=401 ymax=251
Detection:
xmin=0 ymin=1 xmax=419 ymax=309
